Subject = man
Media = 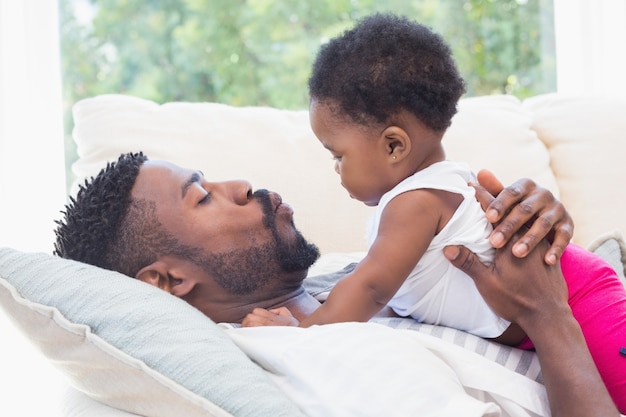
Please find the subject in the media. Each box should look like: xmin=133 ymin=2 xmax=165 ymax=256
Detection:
xmin=54 ymin=152 xmax=618 ymax=416
xmin=53 ymin=152 xmax=567 ymax=324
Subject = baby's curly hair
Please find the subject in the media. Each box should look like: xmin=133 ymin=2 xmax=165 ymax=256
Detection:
xmin=54 ymin=152 xmax=188 ymax=278
xmin=308 ymin=13 xmax=466 ymax=132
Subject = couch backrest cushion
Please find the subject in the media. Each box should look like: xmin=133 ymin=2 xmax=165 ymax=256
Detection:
xmin=72 ymin=94 xmax=561 ymax=253
xmin=523 ymin=93 xmax=626 ymax=247
xmin=444 ymin=95 xmax=559 ymax=194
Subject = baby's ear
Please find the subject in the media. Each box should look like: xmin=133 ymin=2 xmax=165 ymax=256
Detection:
xmin=382 ymin=125 xmax=410 ymax=161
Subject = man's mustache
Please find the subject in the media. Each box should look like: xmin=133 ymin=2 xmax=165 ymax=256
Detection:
xmin=252 ymin=189 xmax=275 ymax=228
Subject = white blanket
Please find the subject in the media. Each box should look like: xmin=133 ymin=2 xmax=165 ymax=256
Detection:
xmin=224 ymin=322 xmax=549 ymax=417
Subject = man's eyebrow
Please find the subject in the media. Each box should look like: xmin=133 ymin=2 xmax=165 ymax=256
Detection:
xmin=181 ymin=171 xmax=202 ymax=198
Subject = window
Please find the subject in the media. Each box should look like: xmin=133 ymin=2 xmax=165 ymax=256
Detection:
xmin=59 ymin=0 xmax=555 ymax=187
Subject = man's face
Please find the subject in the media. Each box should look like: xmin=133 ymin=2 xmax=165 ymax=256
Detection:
xmin=132 ymin=160 xmax=319 ymax=316
xmin=192 ymin=187 xmax=320 ymax=295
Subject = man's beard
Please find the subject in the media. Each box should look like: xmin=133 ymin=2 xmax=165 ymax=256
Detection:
xmin=195 ymin=189 xmax=320 ymax=295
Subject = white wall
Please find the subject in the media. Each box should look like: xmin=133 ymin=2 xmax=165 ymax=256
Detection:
xmin=0 ymin=0 xmax=67 ymax=253
xmin=554 ymin=0 xmax=626 ymax=96
xmin=0 ymin=1 xmax=67 ymax=416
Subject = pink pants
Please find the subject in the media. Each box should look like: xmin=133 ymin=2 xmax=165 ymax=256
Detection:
xmin=518 ymin=244 xmax=626 ymax=411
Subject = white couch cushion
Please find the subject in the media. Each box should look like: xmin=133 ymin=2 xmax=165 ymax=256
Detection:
xmin=523 ymin=93 xmax=626 ymax=247
xmin=444 ymin=95 xmax=559 ymax=196
xmin=71 ymin=94 xmax=561 ymax=254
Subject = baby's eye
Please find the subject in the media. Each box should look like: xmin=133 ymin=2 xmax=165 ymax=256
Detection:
xmin=199 ymin=193 xmax=211 ymax=204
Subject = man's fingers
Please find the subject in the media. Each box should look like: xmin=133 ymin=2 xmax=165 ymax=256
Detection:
xmin=475 ymin=169 xmax=504 ymax=223
xmin=476 ymin=169 xmax=504 ymax=197
xmin=544 ymin=221 xmax=573 ymax=265
xmin=485 ymin=179 xmax=530 ymax=227
xmin=488 ymin=186 xmax=539 ymax=249
xmin=508 ymin=212 xmax=552 ymax=258
xmin=471 ymin=181 xmax=496 ymax=213
xmin=443 ymin=245 xmax=490 ymax=284
xmin=495 ymin=199 xmax=573 ymax=264
xmin=473 ymin=170 xmax=500 ymax=218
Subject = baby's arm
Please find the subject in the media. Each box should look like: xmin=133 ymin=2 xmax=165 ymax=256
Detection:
xmin=296 ymin=188 xmax=457 ymax=327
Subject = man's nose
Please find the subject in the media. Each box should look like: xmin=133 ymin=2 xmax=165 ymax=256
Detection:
xmin=228 ymin=180 xmax=253 ymax=205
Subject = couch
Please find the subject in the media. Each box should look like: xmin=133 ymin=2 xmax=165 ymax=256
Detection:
xmin=70 ymin=93 xmax=626 ymax=254
xmin=1 ymin=93 xmax=626 ymax=417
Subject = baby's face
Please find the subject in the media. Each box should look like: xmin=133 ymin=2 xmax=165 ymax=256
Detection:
xmin=309 ymin=99 xmax=398 ymax=206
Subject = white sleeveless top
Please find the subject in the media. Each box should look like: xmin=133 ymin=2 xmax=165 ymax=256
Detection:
xmin=366 ymin=161 xmax=510 ymax=338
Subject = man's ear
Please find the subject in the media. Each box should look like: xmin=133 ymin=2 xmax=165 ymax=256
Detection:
xmin=135 ymin=260 xmax=196 ymax=298
xmin=381 ymin=126 xmax=411 ymax=162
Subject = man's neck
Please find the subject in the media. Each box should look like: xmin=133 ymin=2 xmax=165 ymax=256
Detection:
xmin=208 ymin=284 xmax=322 ymax=324
xmin=279 ymin=286 xmax=322 ymax=322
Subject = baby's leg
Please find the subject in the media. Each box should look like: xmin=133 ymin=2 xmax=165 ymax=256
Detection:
xmin=561 ymin=244 xmax=626 ymax=412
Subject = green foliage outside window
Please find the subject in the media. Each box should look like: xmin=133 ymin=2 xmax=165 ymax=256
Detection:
xmin=59 ymin=0 xmax=555 ymax=190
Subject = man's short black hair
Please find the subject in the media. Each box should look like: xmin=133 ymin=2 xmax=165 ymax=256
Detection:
xmin=53 ymin=152 xmax=182 ymax=277
xmin=308 ymin=13 xmax=466 ymax=131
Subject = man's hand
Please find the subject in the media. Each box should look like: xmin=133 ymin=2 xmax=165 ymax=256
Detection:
xmin=475 ymin=169 xmax=574 ymax=265
xmin=442 ymin=237 xmax=567 ymax=325
xmin=443 ymin=238 xmax=619 ymax=417
xmin=241 ymin=307 xmax=300 ymax=327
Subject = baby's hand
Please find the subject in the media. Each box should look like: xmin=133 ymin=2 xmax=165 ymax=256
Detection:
xmin=241 ymin=307 xmax=300 ymax=327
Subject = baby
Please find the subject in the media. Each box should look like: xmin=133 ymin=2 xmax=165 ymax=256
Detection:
xmin=244 ymin=13 xmax=626 ymax=410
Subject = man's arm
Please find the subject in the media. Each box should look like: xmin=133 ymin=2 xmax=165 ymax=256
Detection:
xmin=475 ymin=170 xmax=574 ymax=265
xmin=444 ymin=239 xmax=618 ymax=417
